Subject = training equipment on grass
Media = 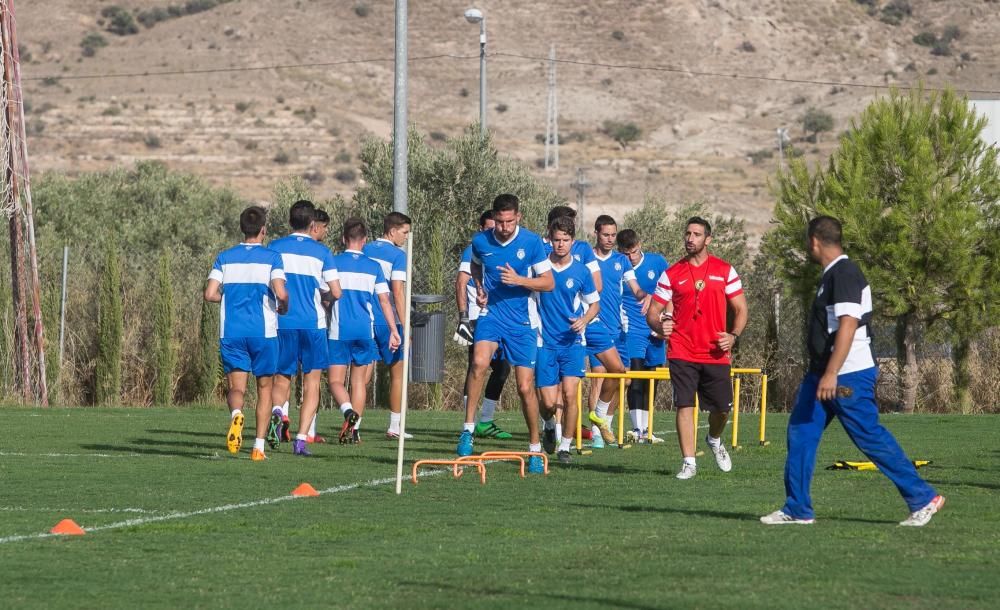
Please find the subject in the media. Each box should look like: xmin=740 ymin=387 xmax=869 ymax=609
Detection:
xmin=50 ymin=519 xmax=85 ymax=536
xmin=412 ymin=459 xmax=486 ymax=485
xmin=458 ymin=454 xmax=526 ymax=478
xmin=291 ymin=483 xmax=320 ymax=497
xmin=826 ymin=460 xmax=932 ymax=471
xmin=480 ymin=451 xmax=550 ymax=475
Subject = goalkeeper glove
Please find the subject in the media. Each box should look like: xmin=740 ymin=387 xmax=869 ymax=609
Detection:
xmin=453 ymin=316 xmax=474 ymax=346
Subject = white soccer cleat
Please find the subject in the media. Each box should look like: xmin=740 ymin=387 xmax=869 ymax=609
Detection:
xmin=899 ymin=495 xmax=945 ymax=527
xmin=642 ymin=429 xmax=664 ymax=444
xmin=676 ymin=462 xmax=697 ymax=480
xmin=706 ymin=435 xmax=732 ymax=472
xmin=760 ymin=510 xmax=815 ymax=525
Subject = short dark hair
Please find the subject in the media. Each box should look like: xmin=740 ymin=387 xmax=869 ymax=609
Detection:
xmin=492 ymin=194 xmax=520 ymax=214
xmin=686 ymin=216 xmax=712 ymax=236
xmin=594 ymin=215 xmax=617 ymax=232
xmin=240 ymin=206 xmax=267 ymax=238
xmin=383 ymin=211 xmax=412 ymax=234
xmin=808 ymin=215 xmax=842 ymax=246
xmin=547 ymin=205 xmax=577 ymax=224
xmin=548 ymin=216 xmax=576 ymax=239
xmin=478 ymin=209 xmax=494 ymax=228
xmin=616 ymin=228 xmax=639 ymax=251
xmin=313 ymin=208 xmax=330 ymax=225
xmin=342 ymin=216 xmax=368 ymax=242
xmin=289 ymin=199 xmax=316 ymax=231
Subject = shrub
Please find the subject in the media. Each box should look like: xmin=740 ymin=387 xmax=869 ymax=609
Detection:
xmin=41 ymin=77 xmax=60 ymax=87
xmin=235 ymin=101 xmax=251 ymax=113
xmin=495 ymin=103 xmax=508 ymax=113
xmin=354 ymin=3 xmax=370 ymax=17
xmin=334 ymin=150 xmax=352 ymax=163
xmin=611 ymin=30 xmax=625 ymax=41
xmin=802 ymin=107 xmax=834 ymax=141
xmin=429 ymin=131 xmax=447 ymax=142
xmin=601 ymin=120 xmax=642 ymax=150
xmin=301 ymin=169 xmax=325 ymax=185
xmin=459 ymin=88 xmax=469 ymax=98
xmin=80 ymin=32 xmax=108 ymax=57
xmin=152 ymin=253 xmax=176 ymax=406
xmin=879 ymin=0 xmax=911 ymax=26
xmin=931 ymin=41 xmax=952 ymax=57
xmin=273 ymin=150 xmax=290 ymax=164
xmin=913 ymin=32 xmax=937 ymax=47
xmin=748 ymin=148 xmax=774 ymax=165
xmin=102 ymin=106 xmax=122 ymax=117
xmin=101 ymin=6 xmax=139 ymax=36
xmin=95 ymin=246 xmax=124 ymax=405
xmin=335 ymin=169 xmax=357 ymax=183
xmin=144 ymin=133 xmax=162 ymax=149
xmin=941 ymin=25 xmax=961 ymax=43
xmin=741 ymin=40 xmax=756 ymax=52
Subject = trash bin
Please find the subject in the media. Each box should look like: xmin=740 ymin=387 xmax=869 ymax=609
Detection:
xmin=409 ymin=294 xmax=448 ymax=383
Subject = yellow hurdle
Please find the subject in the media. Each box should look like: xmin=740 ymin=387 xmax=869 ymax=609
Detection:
xmin=731 ymin=376 xmax=741 ymax=449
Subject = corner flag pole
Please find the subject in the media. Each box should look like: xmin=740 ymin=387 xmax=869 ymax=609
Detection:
xmin=394 ymin=231 xmax=414 ymax=494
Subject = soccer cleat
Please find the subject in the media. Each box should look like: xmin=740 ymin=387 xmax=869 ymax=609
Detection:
xmin=266 ymin=412 xmax=282 ymax=449
xmin=307 ymin=434 xmax=327 ymax=444
xmin=899 ymin=495 xmax=946 ymax=527
xmin=226 ymin=413 xmax=245 ymax=454
xmin=760 ymin=510 xmax=815 ymax=525
xmin=339 ymin=409 xmax=359 ymax=444
xmin=292 ymin=439 xmax=312 ymax=456
xmin=527 ymin=455 xmax=545 ymax=474
xmin=542 ymin=428 xmax=557 ymax=454
xmin=280 ymin=416 xmax=291 ymax=442
xmin=250 ymin=448 xmax=267 ymax=462
xmin=475 ymin=421 xmax=513 ymax=440
xmin=456 ymin=430 xmax=475 ymax=456
xmin=557 ymin=450 xmax=572 ymax=465
xmin=643 ymin=429 xmax=665 ymax=444
xmin=350 ymin=429 xmax=362 ymax=445
xmin=676 ymin=462 xmax=697 ymax=480
xmin=588 ymin=412 xmax=617 ymax=444
xmin=591 ymin=435 xmax=606 ymax=450
xmin=385 ymin=430 xmax=414 ymax=440
xmin=626 ymin=429 xmax=641 ymax=444
xmin=706 ymin=435 xmax=732 ymax=472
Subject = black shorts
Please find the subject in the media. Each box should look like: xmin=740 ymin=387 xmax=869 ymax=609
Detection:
xmin=668 ymin=360 xmax=732 ymax=412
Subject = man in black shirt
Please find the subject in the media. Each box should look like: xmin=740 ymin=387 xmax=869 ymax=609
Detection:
xmin=761 ymin=216 xmax=944 ymax=527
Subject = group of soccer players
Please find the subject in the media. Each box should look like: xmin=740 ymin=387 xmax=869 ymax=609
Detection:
xmin=206 ymin=200 xmax=412 ymax=462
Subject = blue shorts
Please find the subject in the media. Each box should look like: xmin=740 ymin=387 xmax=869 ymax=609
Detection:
xmin=585 ymin=323 xmax=625 ymax=369
xmin=474 ymin=315 xmax=538 ymax=369
xmin=645 ymin=336 xmax=667 ymax=367
xmin=220 ymin=337 xmax=278 ymax=377
xmin=277 ymin=328 xmax=329 ymax=375
xmin=535 ymin=344 xmax=586 ymax=388
xmin=374 ymin=323 xmax=404 ymax=365
xmin=627 ymin=332 xmax=667 ymax=367
xmin=327 ymin=339 xmax=377 ymax=367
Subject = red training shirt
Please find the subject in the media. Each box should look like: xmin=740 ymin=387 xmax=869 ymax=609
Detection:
xmin=652 ymin=255 xmax=743 ymax=365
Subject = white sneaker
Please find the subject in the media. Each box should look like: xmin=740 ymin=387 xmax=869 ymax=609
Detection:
xmin=626 ymin=429 xmax=641 ymax=443
xmin=760 ymin=510 xmax=815 ymax=525
xmin=385 ymin=430 xmax=413 ymax=440
xmin=642 ymin=429 xmax=664 ymax=444
xmin=899 ymin=495 xmax=945 ymax=527
xmin=706 ymin=435 xmax=732 ymax=472
xmin=676 ymin=462 xmax=697 ymax=479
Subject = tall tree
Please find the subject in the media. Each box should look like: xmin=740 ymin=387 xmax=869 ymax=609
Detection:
xmin=152 ymin=252 xmax=176 ymax=405
xmin=768 ymin=88 xmax=1000 ymax=412
xmin=95 ymin=245 xmax=123 ymax=405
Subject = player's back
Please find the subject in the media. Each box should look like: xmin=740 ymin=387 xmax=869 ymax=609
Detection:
xmin=330 ymin=249 xmax=388 ymax=341
xmin=269 ymin=233 xmax=337 ymax=330
xmin=211 ymin=243 xmax=284 ymax=339
xmin=362 ymin=239 xmax=406 ymax=327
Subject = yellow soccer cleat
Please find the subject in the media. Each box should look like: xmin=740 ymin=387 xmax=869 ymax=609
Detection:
xmin=588 ymin=412 xmax=617 ymax=444
xmin=227 ymin=413 xmax=245 ymax=454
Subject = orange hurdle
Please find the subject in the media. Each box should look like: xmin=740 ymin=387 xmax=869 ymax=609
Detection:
xmin=458 ymin=454 xmax=526 ymax=478
xmin=480 ymin=451 xmax=550 ymax=475
xmin=411 ymin=459 xmax=486 ymax=485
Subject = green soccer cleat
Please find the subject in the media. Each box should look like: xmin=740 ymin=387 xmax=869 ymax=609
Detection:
xmin=475 ymin=421 xmax=512 ymax=440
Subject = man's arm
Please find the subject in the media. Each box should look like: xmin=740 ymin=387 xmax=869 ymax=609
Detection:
xmin=271 ymin=278 xmax=288 ymax=315
xmin=204 ymin=279 xmax=222 ymax=303
xmin=817 ymin=316 xmax=858 ymax=401
xmin=499 ymin=263 xmax=554 ymax=292
xmin=455 ymin=270 xmax=471 ymax=314
xmin=391 ymin=279 xmax=406 ymax=326
xmin=377 ymin=292 xmax=402 ymax=350
xmin=645 ymin=298 xmax=674 ymax=338
xmin=716 ymin=293 xmax=748 ymax=353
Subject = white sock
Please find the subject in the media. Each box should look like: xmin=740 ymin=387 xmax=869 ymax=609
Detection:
xmin=629 ymin=409 xmax=641 ymax=431
xmin=463 ymin=422 xmax=475 ymax=433
xmin=606 ymin=413 xmax=615 ymax=431
xmin=281 ymin=401 xmax=290 ymax=417
xmin=296 ymin=433 xmax=308 ymax=442
xmin=389 ymin=412 xmax=401 ymax=432
xmin=684 ymin=456 xmax=697 ymax=466
xmin=707 ymin=435 xmax=721 ymax=448
xmin=339 ymin=402 xmax=353 ymax=415
xmin=529 ymin=443 xmax=542 ymax=453
xmin=480 ymin=398 xmax=498 ymax=422
xmin=595 ymin=399 xmax=610 ymax=419
xmin=253 ymin=438 xmax=265 ymax=451
xmin=639 ymin=409 xmax=649 ymax=431
xmin=230 ymin=409 xmax=242 ymax=419
xmin=558 ymin=437 xmax=572 ymax=452
xmin=308 ymin=414 xmax=317 ymax=437
xmin=354 ymin=417 xmax=362 ymax=430
xmin=555 ymin=423 xmax=563 ymax=439
xmin=543 ymin=417 xmax=556 ymax=431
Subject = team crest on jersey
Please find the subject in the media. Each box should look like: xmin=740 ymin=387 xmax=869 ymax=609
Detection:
xmin=648 ymin=270 xmax=655 ymax=280
xmin=614 ymin=262 xmax=622 ymax=271
xmin=574 ymin=254 xmax=581 ymax=262
xmin=296 ymin=236 xmax=304 ymax=242
xmin=566 ymin=278 xmax=575 ymax=289
xmin=352 ymin=253 xmax=360 ymax=260
xmin=516 ymin=248 xmax=526 ymax=260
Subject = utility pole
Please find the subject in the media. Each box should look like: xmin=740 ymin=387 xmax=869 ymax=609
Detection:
xmin=571 ymin=167 xmax=590 ymax=235
xmin=544 ymin=44 xmax=558 ymax=170
xmin=776 ymin=127 xmax=789 ymax=172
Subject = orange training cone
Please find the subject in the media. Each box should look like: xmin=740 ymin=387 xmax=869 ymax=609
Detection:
xmin=50 ymin=519 xmax=85 ymax=536
xmin=291 ymin=483 xmax=319 ymax=497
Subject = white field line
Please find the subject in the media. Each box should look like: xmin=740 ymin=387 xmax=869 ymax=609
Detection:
xmin=0 ymin=468 xmax=455 ymax=545
xmin=0 ymin=506 xmax=161 ymax=514
xmin=0 ymin=450 xmax=221 ymax=460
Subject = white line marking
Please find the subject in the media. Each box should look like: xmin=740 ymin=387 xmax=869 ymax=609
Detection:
xmin=0 ymin=506 xmax=160 ymax=514
xmin=0 ymin=469 xmax=453 ymax=545
xmin=0 ymin=451 xmax=220 ymax=460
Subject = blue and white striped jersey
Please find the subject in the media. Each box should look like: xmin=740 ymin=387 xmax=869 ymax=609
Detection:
xmin=622 ymin=252 xmax=669 ymax=339
xmin=471 ymin=226 xmax=551 ymax=328
xmin=362 ymin=238 xmax=406 ymax=327
xmin=328 ymin=249 xmax=390 ymax=341
xmin=537 ymin=258 xmax=599 ymax=348
xmin=591 ymin=251 xmax=636 ymax=334
xmin=268 ymin=233 xmax=339 ymax=330
xmin=208 ymin=243 xmax=285 ymax=339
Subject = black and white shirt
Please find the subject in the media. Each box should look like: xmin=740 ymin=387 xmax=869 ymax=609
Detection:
xmin=807 ymin=255 xmax=875 ymax=375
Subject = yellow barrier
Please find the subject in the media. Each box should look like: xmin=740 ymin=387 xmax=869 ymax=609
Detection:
xmin=577 ymin=370 xmax=670 ymax=450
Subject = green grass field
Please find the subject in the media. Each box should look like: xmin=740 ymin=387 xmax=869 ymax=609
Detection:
xmin=1 ymin=407 xmax=997 ymax=609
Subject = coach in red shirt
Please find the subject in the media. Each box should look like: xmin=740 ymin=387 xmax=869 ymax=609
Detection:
xmin=646 ymin=217 xmax=748 ymax=479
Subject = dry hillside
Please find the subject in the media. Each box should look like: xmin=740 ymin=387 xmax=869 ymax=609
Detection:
xmin=16 ymin=0 xmax=1000 ymax=237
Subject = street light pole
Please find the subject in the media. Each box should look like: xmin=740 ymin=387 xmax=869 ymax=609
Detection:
xmin=393 ymin=0 xmax=408 ymax=214
xmin=465 ymin=8 xmax=486 ymax=136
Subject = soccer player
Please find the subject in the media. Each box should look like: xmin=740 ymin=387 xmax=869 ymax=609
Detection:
xmin=455 ymin=210 xmax=514 ymax=439
xmin=586 ymin=215 xmax=648 ymax=448
xmin=203 ymin=206 xmax=288 ymax=462
xmin=761 ymin=216 xmax=944 ymax=526
xmin=646 ymin=216 xmax=748 ymax=479
xmin=535 ymin=216 xmax=600 ymax=464
xmin=362 ymin=212 xmax=413 ymax=440
xmin=458 ymin=194 xmax=554 ymax=473
xmin=543 ymin=205 xmax=602 ymax=292
xmin=268 ymin=200 xmax=341 ymax=456
xmin=617 ymin=228 xmax=670 ymax=443
xmin=327 ymin=217 xmax=400 ymax=446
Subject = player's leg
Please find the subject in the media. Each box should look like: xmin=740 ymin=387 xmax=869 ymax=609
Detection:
xmin=347 ymin=361 xmax=372 ymax=444
xmin=830 ymin=368 xmax=942 ymax=525
xmin=457 ymin=340 xmax=498 ymax=456
xmin=248 ymin=337 xmax=279 ymax=461
xmin=700 ymin=364 xmax=734 ymax=472
xmin=224 ymin=369 xmax=248 ymax=455
xmin=476 ymin=355 xmax=512 ymax=438
xmin=535 ymin=347 xmax=561 ymax=454
xmin=504 ymin=326 xmax=544 ymax=473
xmin=555 ymin=346 xmax=584 ymax=463
xmin=668 ymin=360 xmax=699 ymax=478
xmin=591 ymin=347 xmax=626 ymax=444
xmin=326 ymin=339 xmax=359 ymax=445
xmin=627 ymin=357 xmax=647 ymax=441
xmin=642 ymin=338 xmax=667 ymax=442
